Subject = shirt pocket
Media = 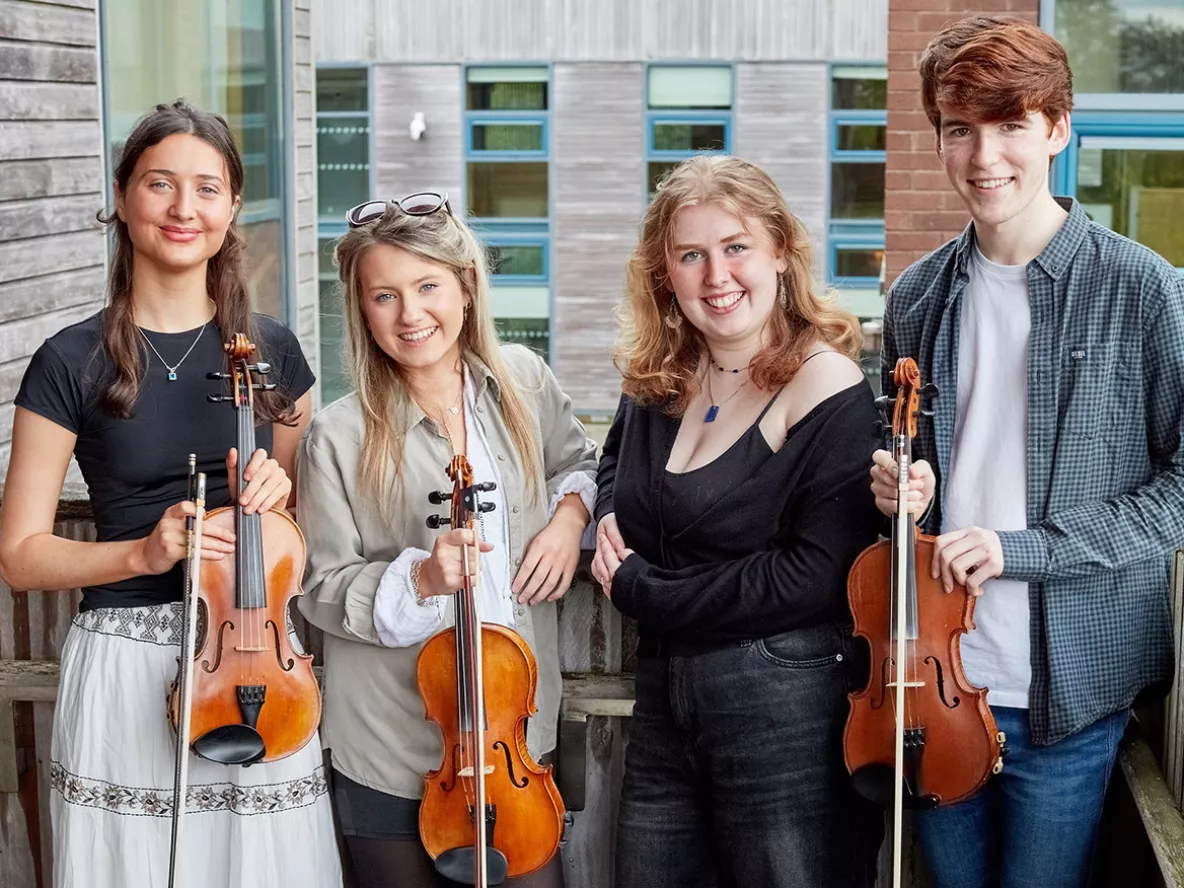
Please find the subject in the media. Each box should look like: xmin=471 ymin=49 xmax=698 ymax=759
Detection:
xmin=1059 ymin=341 xmax=1134 ymax=440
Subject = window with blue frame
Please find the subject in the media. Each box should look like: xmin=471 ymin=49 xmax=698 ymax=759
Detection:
xmin=465 ymin=67 xmax=551 ymax=360
xmin=1052 ymin=116 xmax=1184 ymax=273
xmin=316 ymin=67 xmax=370 ymax=404
xmin=828 ymin=67 xmax=886 ymax=300
xmin=646 ymin=66 xmax=732 ymax=197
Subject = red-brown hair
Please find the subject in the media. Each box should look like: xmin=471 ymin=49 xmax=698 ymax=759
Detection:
xmin=919 ymin=15 xmax=1073 ymax=134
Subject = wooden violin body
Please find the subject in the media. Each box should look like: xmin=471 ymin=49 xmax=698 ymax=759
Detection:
xmin=845 ymin=534 xmax=1001 ymax=806
xmin=169 ymin=506 xmax=320 ymax=763
xmin=417 ymin=454 xmax=564 ymax=886
xmin=167 ymin=333 xmax=321 ymax=766
xmin=843 ymin=356 xmax=1004 ymax=888
xmin=418 ymin=623 xmax=565 ymax=879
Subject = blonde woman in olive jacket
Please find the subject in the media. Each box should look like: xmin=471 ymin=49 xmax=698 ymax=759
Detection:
xmin=297 ymin=196 xmax=595 ymax=888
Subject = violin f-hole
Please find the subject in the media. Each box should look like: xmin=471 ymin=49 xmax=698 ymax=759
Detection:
xmin=265 ymin=619 xmax=296 ymax=671
xmin=202 ymin=620 xmax=234 ymax=673
xmin=924 ymin=656 xmax=960 ymax=709
xmin=493 ymin=741 xmax=529 ymax=789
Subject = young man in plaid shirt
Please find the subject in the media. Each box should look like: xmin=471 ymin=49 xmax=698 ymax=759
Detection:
xmin=870 ymin=14 xmax=1184 ymax=888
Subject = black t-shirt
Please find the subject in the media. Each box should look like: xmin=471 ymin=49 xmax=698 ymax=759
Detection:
xmin=14 ymin=311 xmax=315 ymax=611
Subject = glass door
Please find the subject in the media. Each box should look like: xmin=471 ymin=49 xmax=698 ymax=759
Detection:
xmin=1056 ymin=122 xmax=1184 ymax=271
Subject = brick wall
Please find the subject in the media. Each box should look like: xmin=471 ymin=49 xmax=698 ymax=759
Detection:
xmin=885 ymin=0 xmax=1040 ymax=284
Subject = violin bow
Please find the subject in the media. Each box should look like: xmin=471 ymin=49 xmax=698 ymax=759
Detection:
xmin=169 ymin=458 xmax=207 ymax=888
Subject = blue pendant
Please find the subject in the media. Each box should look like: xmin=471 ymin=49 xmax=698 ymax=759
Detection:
xmin=704 ymin=404 xmax=719 ymax=423
xmin=168 ymin=371 xmax=178 ymax=381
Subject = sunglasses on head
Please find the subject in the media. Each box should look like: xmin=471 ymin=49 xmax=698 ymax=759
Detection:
xmin=345 ymin=191 xmax=452 ymax=228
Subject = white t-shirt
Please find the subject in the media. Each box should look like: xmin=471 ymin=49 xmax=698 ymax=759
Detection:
xmin=940 ymin=244 xmax=1032 ymax=709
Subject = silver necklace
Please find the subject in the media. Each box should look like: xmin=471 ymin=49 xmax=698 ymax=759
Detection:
xmin=138 ymin=322 xmax=208 ymax=381
xmin=704 ymin=366 xmax=750 ymax=423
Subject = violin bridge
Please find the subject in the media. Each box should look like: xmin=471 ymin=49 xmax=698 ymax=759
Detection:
xmin=234 ymin=646 xmax=271 ymax=652
xmin=456 ymin=765 xmax=496 ymax=777
xmin=886 ymin=680 xmax=927 ymax=688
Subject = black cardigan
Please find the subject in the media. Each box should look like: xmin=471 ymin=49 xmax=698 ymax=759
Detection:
xmin=594 ymin=380 xmax=883 ymax=649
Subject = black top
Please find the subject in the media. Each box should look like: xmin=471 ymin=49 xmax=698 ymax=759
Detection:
xmin=595 ymin=379 xmax=882 ymax=650
xmin=15 ymin=311 xmax=315 ymax=611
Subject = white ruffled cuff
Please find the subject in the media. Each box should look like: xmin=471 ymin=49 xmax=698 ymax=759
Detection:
xmin=549 ymin=473 xmax=598 ymax=550
xmin=372 ymin=547 xmax=442 ymax=648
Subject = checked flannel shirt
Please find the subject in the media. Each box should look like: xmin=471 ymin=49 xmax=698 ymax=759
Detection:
xmin=882 ymin=197 xmax=1184 ymax=745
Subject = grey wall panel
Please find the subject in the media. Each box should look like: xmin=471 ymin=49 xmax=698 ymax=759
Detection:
xmin=830 ymin=0 xmax=888 ymax=61
xmin=0 ymin=0 xmax=104 ymax=419
xmin=371 ymin=65 xmax=463 ymax=201
xmin=319 ymin=0 xmax=887 ymax=63
xmin=551 ymin=62 xmax=644 ymax=413
xmin=312 ymin=0 xmax=374 ymax=62
xmin=734 ymin=63 xmax=829 ymax=265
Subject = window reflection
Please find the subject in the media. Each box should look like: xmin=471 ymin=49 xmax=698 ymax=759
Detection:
xmin=104 ymin=0 xmax=287 ymax=320
xmin=1056 ymin=0 xmax=1184 ymax=94
xmin=1077 ymin=144 xmax=1184 ymax=267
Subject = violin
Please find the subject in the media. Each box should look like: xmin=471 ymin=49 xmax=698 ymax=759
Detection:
xmin=844 ymin=357 xmax=1005 ymax=885
xmin=167 ymin=334 xmax=321 ymax=766
xmin=417 ymin=455 xmax=565 ymax=887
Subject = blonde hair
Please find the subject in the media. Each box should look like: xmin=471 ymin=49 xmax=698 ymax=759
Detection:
xmin=334 ymin=207 xmax=543 ymax=507
xmin=615 ymin=155 xmax=862 ymax=414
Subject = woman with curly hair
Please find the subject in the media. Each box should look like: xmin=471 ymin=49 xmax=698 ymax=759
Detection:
xmin=592 ymin=155 xmax=884 ymax=888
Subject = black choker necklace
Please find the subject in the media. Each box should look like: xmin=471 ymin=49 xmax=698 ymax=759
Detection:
xmin=710 ymin=357 xmax=744 ymax=374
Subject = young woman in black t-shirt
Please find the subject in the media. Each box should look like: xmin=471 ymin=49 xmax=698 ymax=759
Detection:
xmin=0 ymin=101 xmax=341 ymax=888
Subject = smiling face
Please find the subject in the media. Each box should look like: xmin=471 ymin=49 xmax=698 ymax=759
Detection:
xmin=665 ymin=202 xmax=789 ymax=354
xmin=936 ymin=105 xmax=1071 ymax=233
xmin=114 ymin=133 xmax=238 ymax=275
xmin=355 ymin=242 xmax=469 ymax=375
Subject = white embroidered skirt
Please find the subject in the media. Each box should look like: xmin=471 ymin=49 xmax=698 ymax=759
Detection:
xmin=50 ymin=604 xmax=343 ymax=888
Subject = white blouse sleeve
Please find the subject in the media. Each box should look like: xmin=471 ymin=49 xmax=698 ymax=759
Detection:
xmin=372 ymin=546 xmax=443 ymax=648
xmin=548 ymin=472 xmax=598 ymax=550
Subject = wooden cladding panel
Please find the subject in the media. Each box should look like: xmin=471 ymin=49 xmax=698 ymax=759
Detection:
xmin=318 ymin=0 xmax=888 ymax=63
xmin=0 ymin=158 xmax=101 ymax=201
xmin=734 ymin=63 xmax=829 ymax=251
xmin=0 ymin=40 xmax=95 ymax=82
xmin=371 ymin=65 xmax=463 ymax=200
xmin=0 ymin=0 xmax=96 ymax=48
xmin=550 ymin=62 xmax=644 ymax=413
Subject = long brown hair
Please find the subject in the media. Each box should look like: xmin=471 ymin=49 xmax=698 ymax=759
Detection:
xmin=334 ymin=207 xmax=543 ymax=508
xmin=615 ymin=155 xmax=861 ymax=414
xmin=97 ymin=99 xmax=295 ymax=424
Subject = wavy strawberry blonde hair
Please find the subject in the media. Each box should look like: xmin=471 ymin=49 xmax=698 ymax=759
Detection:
xmin=614 ymin=155 xmax=861 ymax=414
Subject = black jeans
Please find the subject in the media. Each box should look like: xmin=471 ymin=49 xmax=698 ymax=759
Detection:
xmin=616 ymin=623 xmax=883 ymax=888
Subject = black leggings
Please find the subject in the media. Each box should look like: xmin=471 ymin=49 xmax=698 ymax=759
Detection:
xmin=333 ymin=768 xmax=566 ymax=888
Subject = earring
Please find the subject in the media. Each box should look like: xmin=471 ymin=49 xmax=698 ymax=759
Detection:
xmin=664 ymin=294 xmax=682 ymax=330
xmin=778 ymin=275 xmax=788 ymax=309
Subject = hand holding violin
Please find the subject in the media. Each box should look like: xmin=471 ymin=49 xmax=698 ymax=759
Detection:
xmin=419 ymin=528 xmax=494 ymax=598
xmin=136 ymin=501 xmax=236 ymax=576
xmin=227 ymin=446 xmax=291 ymax=514
xmin=870 ymin=449 xmax=936 ymax=516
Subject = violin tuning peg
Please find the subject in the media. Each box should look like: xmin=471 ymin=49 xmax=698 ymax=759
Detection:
xmin=873 ymin=395 xmax=892 ymax=412
xmin=871 ymin=420 xmax=886 ymax=439
xmin=428 ymin=490 xmax=451 ymax=505
xmin=920 ymin=383 xmax=939 ymax=399
xmin=206 ymin=394 xmax=232 ymax=403
xmin=920 ymin=408 xmax=935 ymax=418
xmin=426 ymin=515 xmax=451 ymax=529
xmin=206 ymin=371 xmax=229 ymax=380
xmin=249 ymin=362 xmax=272 ymax=376
xmin=252 ymin=383 xmax=277 ymax=392
xmin=476 ymin=481 xmax=497 ymax=493
xmin=479 ymin=502 xmax=496 ymax=513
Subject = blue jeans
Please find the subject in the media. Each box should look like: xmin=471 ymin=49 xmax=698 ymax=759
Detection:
xmin=615 ymin=623 xmax=883 ymax=888
xmin=915 ymin=706 xmax=1129 ymax=888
